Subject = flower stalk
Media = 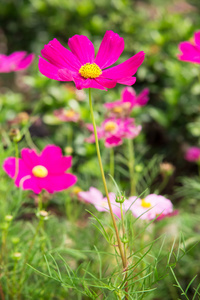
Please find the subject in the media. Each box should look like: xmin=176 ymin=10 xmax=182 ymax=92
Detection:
xmin=88 ymin=88 xmax=127 ymax=269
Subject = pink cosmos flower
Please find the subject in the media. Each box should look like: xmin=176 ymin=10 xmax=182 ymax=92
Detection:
xmin=54 ymin=108 xmax=80 ymax=122
xmin=129 ymin=194 xmax=173 ymax=220
xmin=185 ymin=147 xmax=200 ymax=162
xmin=86 ymin=117 xmax=141 ymax=148
xmin=178 ymin=31 xmax=200 ymax=64
xmin=0 ymin=51 xmax=34 ymax=73
xmin=38 ymin=30 xmax=145 ymax=90
xmin=104 ymin=87 xmax=149 ymax=116
xmin=3 ymin=145 xmax=77 ymax=194
xmin=78 ymin=187 xmax=123 ymax=218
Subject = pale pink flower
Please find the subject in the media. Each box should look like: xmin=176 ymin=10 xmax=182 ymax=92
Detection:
xmin=54 ymin=108 xmax=80 ymax=122
xmin=129 ymin=194 xmax=173 ymax=220
xmin=86 ymin=117 xmax=141 ymax=148
xmin=104 ymin=87 xmax=149 ymax=116
xmin=0 ymin=51 xmax=34 ymax=73
xmin=78 ymin=187 xmax=122 ymax=218
xmin=3 ymin=145 xmax=77 ymax=194
xmin=38 ymin=31 xmax=145 ymax=90
xmin=185 ymin=147 xmax=200 ymax=162
xmin=178 ymin=30 xmax=200 ymax=64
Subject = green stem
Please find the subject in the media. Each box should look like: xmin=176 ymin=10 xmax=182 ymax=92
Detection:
xmin=120 ymin=204 xmax=127 ymax=263
xmin=14 ymin=142 xmax=19 ymax=181
xmin=38 ymin=193 xmax=43 ymax=211
xmin=127 ymin=139 xmax=136 ymax=196
xmin=88 ymin=89 xmax=126 ymax=269
xmin=159 ymin=175 xmax=169 ymax=193
xmin=110 ymin=147 xmax=115 ymax=179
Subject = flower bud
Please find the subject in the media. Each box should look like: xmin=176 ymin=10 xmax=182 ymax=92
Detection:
xmin=11 ymin=237 xmax=20 ymax=245
xmin=9 ymin=128 xmax=22 ymax=143
xmin=12 ymin=252 xmax=22 ymax=261
xmin=121 ymin=235 xmax=129 ymax=244
xmin=37 ymin=210 xmax=49 ymax=220
xmin=115 ymin=194 xmax=126 ymax=203
xmin=160 ymin=163 xmax=175 ymax=177
xmin=65 ymin=146 xmax=73 ymax=155
xmin=5 ymin=215 xmax=13 ymax=222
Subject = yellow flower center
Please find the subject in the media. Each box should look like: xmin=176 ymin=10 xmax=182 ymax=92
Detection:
xmin=64 ymin=110 xmax=75 ymax=118
xmin=32 ymin=165 xmax=48 ymax=178
xmin=104 ymin=121 xmax=118 ymax=132
xmin=79 ymin=63 xmax=102 ymax=79
xmin=113 ymin=106 xmax=123 ymax=113
xmin=141 ymin=198 xmax=151 ymax=208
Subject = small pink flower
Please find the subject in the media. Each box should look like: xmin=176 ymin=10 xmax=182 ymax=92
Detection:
xmin=78 ymin=187 xmax=121 ymax=217
xmin=177 ymin=31 xmax=200 ymax=64
xmin=0 ymin=51 xmax=34 ymax=73
xmin=86 ymin=117 xmax=141 ymax=148
xmin=129 ymin=194 xmax=173 ymax=220
xmin=185 ymin=147 xmax=200 ymax=162
xmin=3 ymin=145 xmax=77 ymax=194
xmin=54 ymin=108 xmax=80 ymax=122
xmin=104 ymin=87 xmax=149 ymax=116
xmin=38 ymin=31 xmax=145 ymax=90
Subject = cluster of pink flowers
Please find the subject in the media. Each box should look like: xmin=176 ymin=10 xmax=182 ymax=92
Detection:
xmin=78 ymin=187 xmax=174 ymax=221
xmin=104 ymin=87 xmax=149 ymax=117
xmin=185 ymin=147 xmax=200 ymax=162
xmin=3 ymin=145 xmax=77 ymax=194
xmin=0 ymin=51 xmax=34 ymax=73
xmin=85 ymin=86 xmax=148 ymax=147
xmin=86 ymin=117 xmax=141 ymax=147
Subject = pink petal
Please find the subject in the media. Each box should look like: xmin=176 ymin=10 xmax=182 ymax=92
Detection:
xmin=95 ymin=30 xmax=124 ymax=69
xmin=21 ymin=148 xmax=40 ymax=169
xmin=194 ymin=31 xmax=200 ymax=47
xmin=102 ymin=51 xmax=145 ymax=80
xmin=178 ymin=42 xmax=200 ymax=63
xmin=41 ymin=38 xmax=81 ymax=71
xmin=105 ymin=136 xmax=123 ymax=148
xmin=104 ymin=100 xmax=122 ymax=109
xmin=68 ymin=35 xmax=95 ymax=65
xmin=73 ymin=77 xmax=107 ymax=90
xmin=78 ymin=187 xmax=103 ymax=204
xmin=57 ymin=68 xmax=74 ymax=81
xmin=136 ymin=88 xmax=149 ymax=106
xmin=17 ymin=53 xmax=35 ymax=70
xmin=21 ymin=176 xmax=41 ymax=194
xmin=95 ymin=77 xmax=117 ymax=89
xmin=8 ymin=51 xmax=27 ymax=64
xmin=38 ymin=57 xmax=66 ymax=81
xmin=122 ymin=87 xmax=136 ymax=104
xmin=117 ymin=77 xmax=136 ymax=85
xmin=3 ymin=157 xmax=31 ymax=187
xmin=37 ymin=173 xmax=77 ymax=193
xmin=40 ymin=145 xmax=72 ymax=174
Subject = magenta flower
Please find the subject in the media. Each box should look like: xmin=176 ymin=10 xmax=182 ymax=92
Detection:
xmin=178 ymin=31 xmax=200 ymax=64
xmin=78 ymin=187 xmax=121 ymax=217
xmin=129 ymin=194 xmax=173 ymax=220
xmin=0 ymin=51 xmax=34 ymax=73
xmin=104 ymin=87 xmax=149 ymax=116
xmin=54 ymin=108 xmax=80 ymax=122
xmin=38 ymin=31 xmax=145 ymax=90
xmin=86 ymin=117 xmax=141 ymax=148
xmin=185 ymin=147 xmax=200 ymax=162
xmin=3 ymin=145 xmax=77 ymax=194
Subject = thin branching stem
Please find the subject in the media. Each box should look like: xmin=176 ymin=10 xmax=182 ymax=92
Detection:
xmin=127 ymin=139 xmax=136 ymax=196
